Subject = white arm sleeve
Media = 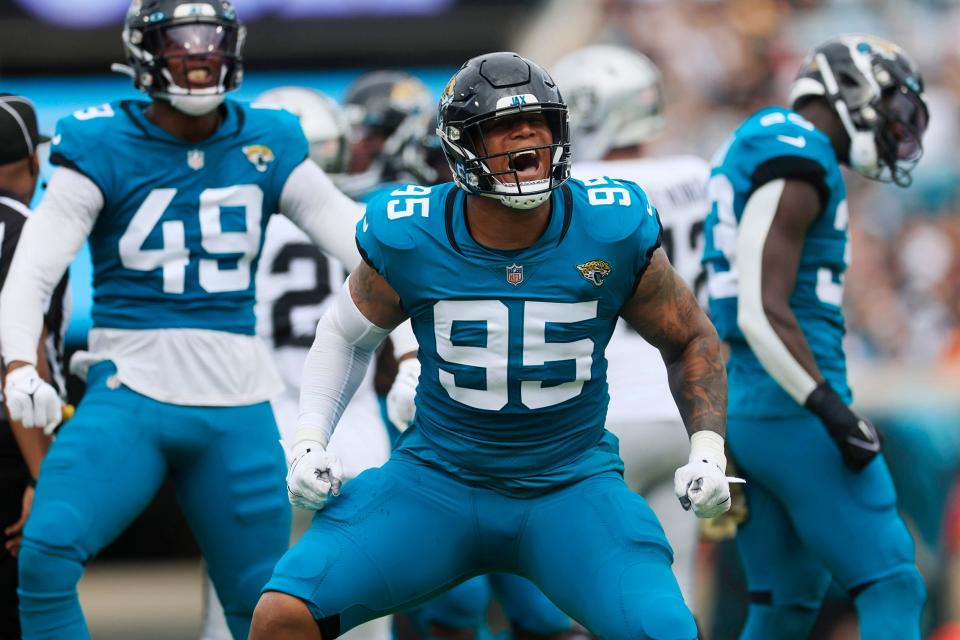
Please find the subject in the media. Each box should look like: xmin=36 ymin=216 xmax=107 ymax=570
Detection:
xmin=297 ymin=282 xmax=391 ymax=446
xmin=279 ymin=160 xmax=364 ymax=271
xmin=735 ymin=179 xmax=818 ymax=405
xmin=0 ymin=168 xmax=101 ymax=365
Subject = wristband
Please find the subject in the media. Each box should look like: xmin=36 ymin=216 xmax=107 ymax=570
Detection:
xmin=804 ymin=381 xmax=850 ymax=424
xmin=689 ymin=430 xmax=726 ymax=471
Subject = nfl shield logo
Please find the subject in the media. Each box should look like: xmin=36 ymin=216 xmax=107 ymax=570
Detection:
xmin=187 ymin=149 xmax=205 ymax=171
xmin=506 ymin=263 xmax=524 ymax=286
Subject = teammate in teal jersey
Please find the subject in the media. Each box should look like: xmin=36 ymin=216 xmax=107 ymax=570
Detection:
xmin=252 ymin=52 xmax=734 ymax=640
xmin=0 ymin=2 xmax=362 ymax=638
xmin=702 ymin=35 xmax=929 ymax=639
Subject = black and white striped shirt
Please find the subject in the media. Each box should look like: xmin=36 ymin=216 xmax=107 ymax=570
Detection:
xmin=0 ymin=189 xmax=69 ymax=404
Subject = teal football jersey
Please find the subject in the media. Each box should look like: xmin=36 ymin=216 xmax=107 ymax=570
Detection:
xmin=357 ymin=178 xmax=662 ymax=493
xmin=50 ymin=99 xmax=308 ymax=335
xmin=702 ymin=106 xmax=851 ymax=419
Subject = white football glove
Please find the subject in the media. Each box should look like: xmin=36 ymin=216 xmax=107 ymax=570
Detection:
xmin=4 ymin=365 xmax=62 ymax=435
xmin=283 ymin=439 xmax=344 ymax=511
xmin=386 ymin=358 xmax=419 ymax=432
xmin=674 ymin=431 xmax=738 ymax=519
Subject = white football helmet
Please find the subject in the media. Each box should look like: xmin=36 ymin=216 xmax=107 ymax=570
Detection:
xmin=254 ymin=86 xmax=351 ymax=174
xmin=552 ymin=44 xmax=665 ymax=162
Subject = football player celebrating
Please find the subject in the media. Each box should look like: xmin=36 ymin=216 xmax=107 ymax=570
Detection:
xmin=0 ymin=2 xmax=363 ymax=638
xmin=553 ymin=43 xmax=711 ymax=607
xmin=387 ymin=108 xmax=582 ymax=640
xmin=251 ymin=52 xmax=733 ymax=640
xmin=702 ymin=35 xmax=928 ymax=638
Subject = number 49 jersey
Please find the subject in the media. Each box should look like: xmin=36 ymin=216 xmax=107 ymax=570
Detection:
xmin=358 ymin=179 xmax=662 ymax=492
xmin=702 ymin=106 xmax=851 ymax=419
xmin=50 ymin=99 xmax=308 ymax=335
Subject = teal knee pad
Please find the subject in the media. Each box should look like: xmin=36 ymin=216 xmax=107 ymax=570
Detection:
xmin=18 ymin=543 xmax=87 ymax=639
xmin=854 ymin=569 xmax=925 ymax=640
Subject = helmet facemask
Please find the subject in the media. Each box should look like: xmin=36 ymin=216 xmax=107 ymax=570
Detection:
xmin=123 ymin=11 xmax=245 ymax=116
xmin=439 ymin=103 xmax=570 ymax=210
xmin=793 ymin=37 xmax=929 ymax=188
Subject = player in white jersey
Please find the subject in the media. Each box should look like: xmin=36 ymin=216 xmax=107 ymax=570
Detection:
xmin=198 ymin=87 xmax=392 ymax=640
xmin=553 ymin=44 xmax=711 ymax=606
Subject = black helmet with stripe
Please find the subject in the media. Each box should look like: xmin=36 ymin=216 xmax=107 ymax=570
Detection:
xmin=437 ymin=52 xmax=571 ymax=209
xmin=789 ymin=34 xmax=928 ymax=187
xmin=119 ymin=0 xmax=245 ymax=116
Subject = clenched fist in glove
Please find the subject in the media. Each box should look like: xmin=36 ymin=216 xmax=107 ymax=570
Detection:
xmin=283 ymin=438 xmax=344 ymax=511
xmin=4 ymin=365 xmax=62 ymax=435
xmin=674 ymin=430 xmax=741 ymax=519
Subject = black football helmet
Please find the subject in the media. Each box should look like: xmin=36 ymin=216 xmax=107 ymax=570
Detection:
xmin=396 ymin=108 xmax=453 ymax=187
xmin=118 ymin=0 xmax=245 ymax=116
xmin=338 ymin=70 xmax=431 ymax=197
xmin=437 ymin=52 xmax=571 ymax=209
xmin=789 ymin=34 xmax=928 ymax=187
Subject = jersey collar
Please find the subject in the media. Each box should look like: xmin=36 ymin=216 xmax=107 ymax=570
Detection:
xmin=121 ymin=99 xmax=244 ymax=146
xmin=445 ymin=184 xmax=573 ymax=263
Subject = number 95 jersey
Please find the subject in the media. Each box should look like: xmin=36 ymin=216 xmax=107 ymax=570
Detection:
xmin=357 ymin=179 xmax=662 ymax=493
xmin=702 ymin=106 xmax=851 ymax=419
xmin=50 ymin=99 xmax=308 ymax=335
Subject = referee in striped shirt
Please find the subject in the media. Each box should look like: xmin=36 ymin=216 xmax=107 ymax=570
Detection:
xmin=0 ymin=94 xmax=69 ymax=639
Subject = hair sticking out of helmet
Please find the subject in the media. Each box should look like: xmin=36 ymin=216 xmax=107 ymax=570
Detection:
xmin=551 ymin=44 xmax=665 ymax=162
xmin=789 ymin=34 xmax=928 ymax=187
xmin=119 ymin=0 xmax=245 ymax=116
xmin=254 ymin=87 xmax=352 ymax=174
xmin=437 ymin=52 xmax=571 ymax=210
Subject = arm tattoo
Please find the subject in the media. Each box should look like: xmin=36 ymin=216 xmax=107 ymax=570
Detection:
xmin=622 ymin=249 xmax=727 ymax=436
xmin=349 ymin=261 xmax=408 ymax=329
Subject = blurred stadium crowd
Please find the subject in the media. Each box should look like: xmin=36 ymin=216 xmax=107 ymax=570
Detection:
xmin=588 ymin=0 xmax=960 ymax=370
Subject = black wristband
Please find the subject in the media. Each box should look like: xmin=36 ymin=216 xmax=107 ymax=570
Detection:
xmin=804 ymin=381 xmax=852 ymax=425
xmin=27 ymin=477 xmax=37 ymax=489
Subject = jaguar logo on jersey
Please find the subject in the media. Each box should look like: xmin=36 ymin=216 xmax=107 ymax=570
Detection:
xmin=576 ymin=260 xmax=612 ymax=287
xmin=243 ymin=145 xmax=275 ymax=173
xmin=506 ymin=264 xmax=524 ymax=286
xmin=187 ymin=149 xmax=204 ymax=170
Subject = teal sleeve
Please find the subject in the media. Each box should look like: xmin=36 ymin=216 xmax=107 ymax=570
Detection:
xmin=48 ymin=112 xmax=111 ymax=198
xmin=355 ymin=191 xmax=390 ymax=275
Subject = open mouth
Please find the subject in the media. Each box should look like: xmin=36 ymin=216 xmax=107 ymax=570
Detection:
xmin=508 ymin=149 xmax=543 ymax=180
xmin=187 ymin=67 xmax=214 ymax=86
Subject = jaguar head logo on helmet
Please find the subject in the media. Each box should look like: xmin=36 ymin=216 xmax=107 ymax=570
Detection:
xmin=436 ymin=52 xmax=572 ymax=210
xmin=789 ymin=34 xmax=929 ymax=187
xmin=116 ymin=0 xmax=246 ymax=117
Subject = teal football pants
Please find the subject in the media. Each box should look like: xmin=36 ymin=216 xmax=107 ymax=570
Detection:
xmin=18 ymin=362 xmax=290 ymax=640
xmin=264 ymin=454 xmax=697 ymax=640
xmin=408 ymin=573 xmax=572 ymax=637
xmin=728 ymin=414 xmax=924 ymax=640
